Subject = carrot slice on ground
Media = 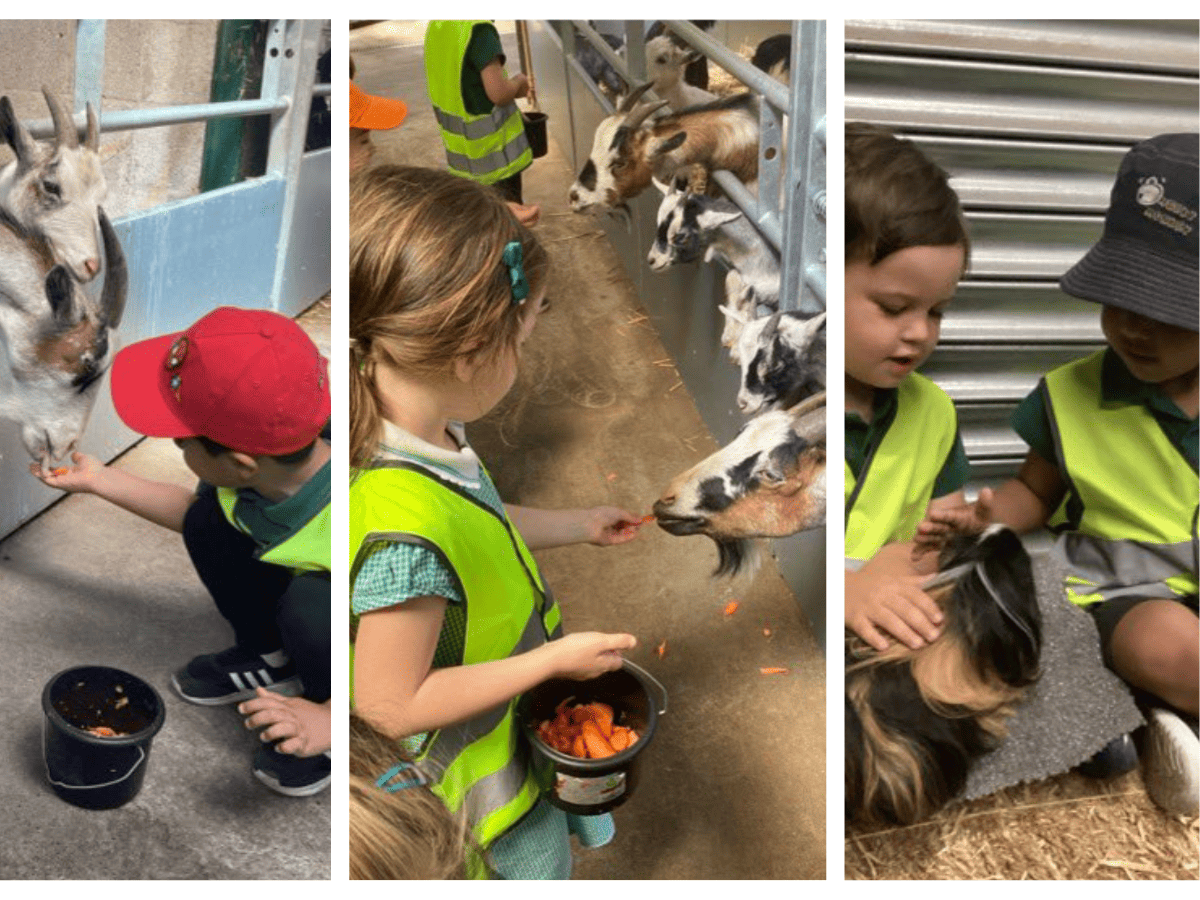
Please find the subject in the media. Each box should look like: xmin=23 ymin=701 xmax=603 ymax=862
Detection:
xmin=723 ymin=600 xmax=740 ymax=617
xmin=759 ymin=666 xmax=790 ymax=675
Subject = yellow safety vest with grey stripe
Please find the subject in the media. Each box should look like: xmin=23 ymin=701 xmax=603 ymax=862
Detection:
xmin=424 ymin=20 xmax=532 ymax=186
xmin=216 ymin=487 xmax=331 ymax=574
xmin=845 ymin=374 xmax=958 ymax=562
xmin=1042 ymin=350 xmax=1199 ymax=606
xmin=348 ymin=461 xmax=562 ymax=878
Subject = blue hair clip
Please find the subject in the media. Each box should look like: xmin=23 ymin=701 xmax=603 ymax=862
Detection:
xmin=377 ymin=761 xmax=428 ymax=793
xmin=502 ymin=240 xmax=529 ymax=305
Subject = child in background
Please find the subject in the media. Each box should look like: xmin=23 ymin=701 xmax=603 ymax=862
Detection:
xmin=424 ymin=20 xmax=540 ymax=226
xmin=349 ymin=165 xmax=646 ymax=878
xmin=350 ymin=79 xmax=408 ymax=175
xmin=36 ymin=307 xmax=332 ymax=795
xmin=919 ymin=133 xmax=1199 ymax=815
xmin=842 ymin=122 xmax=974 ymax=652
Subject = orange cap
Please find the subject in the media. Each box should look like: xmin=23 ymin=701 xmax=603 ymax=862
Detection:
xmin=349 ymin=81 xmax=407 ymax=131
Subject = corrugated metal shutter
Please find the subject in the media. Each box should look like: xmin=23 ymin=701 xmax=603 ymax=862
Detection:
xmin=845 ymin=19 xmax=1200 ymax=490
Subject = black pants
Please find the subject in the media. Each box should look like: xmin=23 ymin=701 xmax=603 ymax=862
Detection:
xmin=182 ymin=486 xmax=330 ymax=703
xmin=492 ymin=171 xmax=523 ymax=205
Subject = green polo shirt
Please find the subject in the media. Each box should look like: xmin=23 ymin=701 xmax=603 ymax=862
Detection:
xmin=1013 ymin=348 xmax=1198 ymax=472
xmin=845 ymin=386 xmax=971 ymax=500
xmin=462 ymin=22 xmax=504 ymax=116
xmin=213 ymin=453 xmax=331 ymax=559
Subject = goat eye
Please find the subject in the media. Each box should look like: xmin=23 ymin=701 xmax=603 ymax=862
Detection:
xmin=41 ymin=179 xmax=61 ymax=199
xmin=760 ymin=468 xmax=786 ymax=485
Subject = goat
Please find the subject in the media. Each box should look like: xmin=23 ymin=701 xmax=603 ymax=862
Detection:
xmin=724 ymin=310 xmax=826 ymax=415
xmin=0 ymin=87 xmax=106 ymax=283
xmin=574 ymin=25 xmax=626 ymax=102
xmin=653 ymin=391 xmax=825 ymax=577
xmin=751 ymin=34 xmax=792 ymax=83
xmin=647 ymin=176 xmax=780 ymax=348
xmin=645 ymin=35 xmax=717 ymax=111
xmin=0 ymin=206 xmax=127 ymax=467
xmin=645 ymin=21 xmax=715 ymax=90
xmin=845 ymin=525 xmax=1042 ymax=826
xmin=568 ymin=83 xmax=758 ymax=217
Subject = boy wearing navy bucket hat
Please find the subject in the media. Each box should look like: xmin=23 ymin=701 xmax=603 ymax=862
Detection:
xmin=35 ymin=306 xmax=332 ymax=797
xmin=919 ymin=133 xmax=1199 ymax=816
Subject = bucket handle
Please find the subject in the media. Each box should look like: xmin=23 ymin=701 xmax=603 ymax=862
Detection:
xmin=43 ymin=720 xmax=147 ymax=791
xmin=624 ymin=659 xmax=668 ymax=716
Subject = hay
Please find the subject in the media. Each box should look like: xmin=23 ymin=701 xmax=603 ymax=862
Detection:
xmin=846 ymin=771 xmax=1199 ymax=880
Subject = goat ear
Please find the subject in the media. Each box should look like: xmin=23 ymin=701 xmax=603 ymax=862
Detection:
xmin=0 ymin=96 xmax=40 ymax=168
xmin=44 ymin=265 xmax=75 ymax=323
xmin=651 ymin=175 xmax=671 ymax=196
xmin=697 ymin=206 xmax=743 ymax=231
xmin=649 ymin=131 xmax=687 ymax=160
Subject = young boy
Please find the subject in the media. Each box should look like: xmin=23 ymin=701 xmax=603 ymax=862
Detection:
xmin=423 ymin=20 xmax=540 ymax=226
xmin=349 ymin=79 xmax=408 ymax=176
xmin=843 ymin=123 xmax=973 ymax=653
xmin=920 ymin=133 xmax=1199 ymax=815
xmin=37 ymin=306 xmax=332 ymax=796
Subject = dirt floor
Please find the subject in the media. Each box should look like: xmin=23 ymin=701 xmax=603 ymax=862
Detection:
xmin=351 ymin=21 xmax=826 ymax=880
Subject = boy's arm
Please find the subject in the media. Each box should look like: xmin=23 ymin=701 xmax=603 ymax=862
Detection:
xmin=34 ymin=452 xmax=195 ymax=532
xmin=480 ymin=59 xmax=529 ymax=107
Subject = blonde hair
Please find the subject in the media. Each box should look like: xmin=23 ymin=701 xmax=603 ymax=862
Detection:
xmin=349 ymin=712 xmax=472 ymax=880
xmin=349 ymin=165 xmax=550 ymax=466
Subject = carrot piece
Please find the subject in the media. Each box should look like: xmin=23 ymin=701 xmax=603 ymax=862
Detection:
xmin=655 ymin=640 xmax=668 ymax=659
xmin=50 ymin=467 xmax=69 ymax=476
xmin=626 ymin=730 xmax=639 ymax=746
xmin=569 ymin=705 xmax=592 ymax=725
xmin=759 ymin=666 xmax=790 ymax=675
xmin=609 ymin=728 xmax=630 ymax=752
xmin=723 ymin=600 xmax=740 ymax=617
xmin=572 ymin=734 xmax=587 ymax=758
xmin=587 ymin=702 xmax=615 ymax=738
xmin=581 ymin=720 xmax=616 ymax=758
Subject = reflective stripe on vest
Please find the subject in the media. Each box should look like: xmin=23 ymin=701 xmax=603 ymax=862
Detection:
xmin=348 ymin=461 xmax=561 ymax=862
xmin=845 ymin=374 xmax=958 ymax=562
xmin=1042 ymin=350 xmax=1199 ymax=605
xmin=424 ymin=20 xmax=532 ymax=185
xmin=216 ymin=487 xmax=331 ymax=573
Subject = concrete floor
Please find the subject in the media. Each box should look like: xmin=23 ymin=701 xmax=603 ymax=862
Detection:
xmin=0 ymin=301 xmax=331 ymax=879
xmin=352 ymin=22 xmax=826 ymax=879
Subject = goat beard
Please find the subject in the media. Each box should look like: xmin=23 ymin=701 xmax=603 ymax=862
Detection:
xmin=712 ymin=537 xmax=763 ymax=578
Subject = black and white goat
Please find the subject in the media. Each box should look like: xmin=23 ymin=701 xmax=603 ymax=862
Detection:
xmin=845 ymin=525 xmax=1042 ymax=826
xmin=654 ymin=391 xmax=825 ymax=577
xmin=725 ymin=309 xmax=826 ymax=415
xmin=574 ymin=25 xmax=627 ymax=102
xmin=568 ymin=83 xmax=758 ymax=217
xmin=1 ymin=88 xmax=107 ymax=283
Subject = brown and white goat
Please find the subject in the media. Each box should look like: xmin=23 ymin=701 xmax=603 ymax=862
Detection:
xmin=0 ymin=206 xmax=126 ymax=467
xmin=653 ymin=391 xmax=825 ymax=576
xmin=568 ymin=83 xmax=758 ymax=216
xmin=1 ymin=88 xmax=107 ymax=284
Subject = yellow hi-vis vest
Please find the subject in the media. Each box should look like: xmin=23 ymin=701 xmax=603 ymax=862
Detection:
xmin=348 ymin=461 xmax=563 ymax=877
xmin=1042 ymin=350 xmax=1199 ymax=606
xmin=845 ymin=374 xmax=958 ymax=562
xmin=424 ymin=21 xmax=532 ymax=185
xmin=216 ymin=487 xmax=330 ymax=574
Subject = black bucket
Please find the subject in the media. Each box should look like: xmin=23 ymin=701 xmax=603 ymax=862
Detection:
xmin=519 ymin=659 xmax=666 ymax=815
xmin=523 ymin=111 xmax=548 ymax=159
xmin=42 ymin=665 xmax=166 ymax=810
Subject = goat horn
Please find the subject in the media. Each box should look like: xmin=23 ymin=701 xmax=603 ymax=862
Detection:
xmin=42 ymin=86 xmax=78 ymax=150
xmin=85 ymin=102 xmax=99 ymax=151
xmin=97 ymin=207 xmax=128 ymax=329
xmin=624 ymin=99 xmax=670 ymax=132
xmin=618 ymin=81 xmax=656 ymax=114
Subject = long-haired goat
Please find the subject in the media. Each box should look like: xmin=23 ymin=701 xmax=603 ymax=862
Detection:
xmin=0 ymin=206 xmax=127 ymax=467
xmin=845 ymin=525 xmax=1042 ymax=826
xmin=653 ymin=391 xmax=825 ymax=577
xmin=0 ymin=87 xmax=107 ymax=283
xmin=568 ymin=84 xmax=758 ymax=216
xmin=725 ymin=310 xmax=826 ymax=416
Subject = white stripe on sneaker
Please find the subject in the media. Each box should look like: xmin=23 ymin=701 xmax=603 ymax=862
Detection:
xmin=231 ymin=672 xmax=246 ymax=692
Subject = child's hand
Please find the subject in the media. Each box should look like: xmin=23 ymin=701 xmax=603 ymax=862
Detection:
xmin=913 ymin=488 xmax=996 ymax=559
xmin=585 ymin=507 xmax=649 ymax=546
xmin=846 ymin=552 xmax=944 ymax=651
xmin=29 ymin=451 xmax=104 ymax=493
xmin=547 ymin=632 xmax=637 ymax=680
xmin=512 ymin=73 xmax=530 ymax=99
xmin=238 ymin=687 xmax=331 ymax=757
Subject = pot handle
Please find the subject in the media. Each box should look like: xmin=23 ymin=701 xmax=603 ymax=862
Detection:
xmin=623 ymin=659 xmax=668 ymax=716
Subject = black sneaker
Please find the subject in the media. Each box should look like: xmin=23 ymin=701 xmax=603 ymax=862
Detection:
xmin=1078 ymin=733 xmax=1139 ymax=779
xmin=171 ymin=646 xmax=303 ymax=705
xmin=253 ymin=744 xmax=331 ymax=797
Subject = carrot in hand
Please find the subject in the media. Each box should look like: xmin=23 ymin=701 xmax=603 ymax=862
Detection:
xmin=50 ymin=467 xmax=69 ymax=476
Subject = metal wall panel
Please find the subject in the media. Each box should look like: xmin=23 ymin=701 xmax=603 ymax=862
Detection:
xmin=846 ymin=19 xmax=1200 ymax=493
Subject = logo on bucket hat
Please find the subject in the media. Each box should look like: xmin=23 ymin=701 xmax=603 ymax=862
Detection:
xmin=111 ymin=307 xmax=331 ymax=456
xmin=1060 ymin=133 xmax=1199 ymax=333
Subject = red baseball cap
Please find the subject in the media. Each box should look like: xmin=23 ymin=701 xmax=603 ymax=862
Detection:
xmin=111 ymin=307 xmax=331 ymax=456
